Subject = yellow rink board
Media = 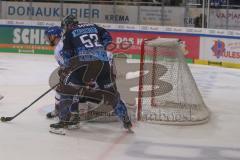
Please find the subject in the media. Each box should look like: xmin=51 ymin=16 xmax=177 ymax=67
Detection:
xmin=194 ymin=59 xmax=240 ymax=69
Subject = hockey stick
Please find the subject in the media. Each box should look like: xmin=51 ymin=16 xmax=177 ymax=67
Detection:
xmin=1 ymin=83 xmax=58 ymax=122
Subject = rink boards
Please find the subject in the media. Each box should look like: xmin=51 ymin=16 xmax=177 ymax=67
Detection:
xmin=0 ymin=20 xmax=240 ymax=68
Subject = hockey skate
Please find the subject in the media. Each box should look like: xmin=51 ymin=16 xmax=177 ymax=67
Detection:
xmin=123 ymin=118 xmax=134 ymax=133
xmin=0 ymin=95 xmax=3 ymax=101
xmin=49 ymin=120 xmax=80 ymax=135
xmin=49 ymin=121 xmax=67 ymax=135
xmin=46 ymin=110 xmax=58 ymax=119
xmin=49 ymin=113 xmax=80 ymax=135
xmin=68 ymin=113 xmax=80 ymax=130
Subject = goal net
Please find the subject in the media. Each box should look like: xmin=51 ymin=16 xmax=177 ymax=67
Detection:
xmin=137 ymin=37 xmax=210 ymax=125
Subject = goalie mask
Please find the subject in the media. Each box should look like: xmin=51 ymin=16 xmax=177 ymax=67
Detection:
xmin=61 ymin=15 xmax=78 ymax=31
xmin=44 ymin=26 xmax=62 ymax=46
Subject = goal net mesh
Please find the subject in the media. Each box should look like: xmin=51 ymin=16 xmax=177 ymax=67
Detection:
xmin=137 ymin=38 xmax=210 ymax=125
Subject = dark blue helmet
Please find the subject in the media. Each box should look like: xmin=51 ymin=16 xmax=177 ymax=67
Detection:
xmin=44 ymin=26 xmax=62 ymax=38
xmin=61 ymin=15 xmax=78 ymax=28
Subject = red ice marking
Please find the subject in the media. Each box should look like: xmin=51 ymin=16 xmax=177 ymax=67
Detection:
xmin=97 ymin=123 xmax=135 ymax=160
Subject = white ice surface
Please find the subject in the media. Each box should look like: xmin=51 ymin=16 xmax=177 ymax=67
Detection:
xmin=0 ymin=53 xmax=240 ymax=160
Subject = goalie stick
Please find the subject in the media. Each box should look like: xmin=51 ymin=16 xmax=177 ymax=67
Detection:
xmin=0 ymin=84 xmax=58 ymax=122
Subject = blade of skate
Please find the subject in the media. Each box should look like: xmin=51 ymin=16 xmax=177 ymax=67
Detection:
xmin=49 ymin=128 xmax=66 ymax=135
xmin=67 ymin=124 xmax=80 ymax=130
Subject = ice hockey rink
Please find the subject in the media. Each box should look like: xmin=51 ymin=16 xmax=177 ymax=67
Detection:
xmin=0 ymin=52 xmax=240 ymax=160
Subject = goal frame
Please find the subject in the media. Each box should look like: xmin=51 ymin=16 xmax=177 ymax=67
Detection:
xmin=137 ymin=38 xmax=158 ymax=121
xmin=137 ymin=37 xmax=210 ymax=125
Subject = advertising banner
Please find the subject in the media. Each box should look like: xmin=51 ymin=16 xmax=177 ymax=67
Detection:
xmin=184 ymin=8 xmax=202 ymax=28
xmin=1 ymin=2 xmax=62 ymax=21
xmin=0 ymin=25 xmax=52 ymax=54
xmin=200 ymin=37 xmax=240 ymax=63
xmin=0 ymin=23 xmax=200 ymax=59
xmin=139 ymin=6 xmax=185 ymax=27
xmin=2 ymin=2 xmax=184 ymax=25
xmin=1 ymin=2 xmax=137 ymax=24
xmin=187 ymin=8 xmax=240 ymax=30
xmin=110 ymin=31 xmax=200 ymax=59
xmin=209 ymin=9 xmax=240 ymax=30
xmin=2 ymin=1 xmax=240 ymax=29
xmin=1 ymin=20 xmax=240 ymax=66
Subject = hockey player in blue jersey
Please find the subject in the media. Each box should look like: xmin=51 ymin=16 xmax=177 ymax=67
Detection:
xmin=45 ymin=21 xmax=133 ymax=134
xmin=45 ymin=26 xmax=113 ymax=120
xmin=57 ymin=15 xmax=132 ymax=132
xmin=45 ymin=26 xmax=115 ymax=120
